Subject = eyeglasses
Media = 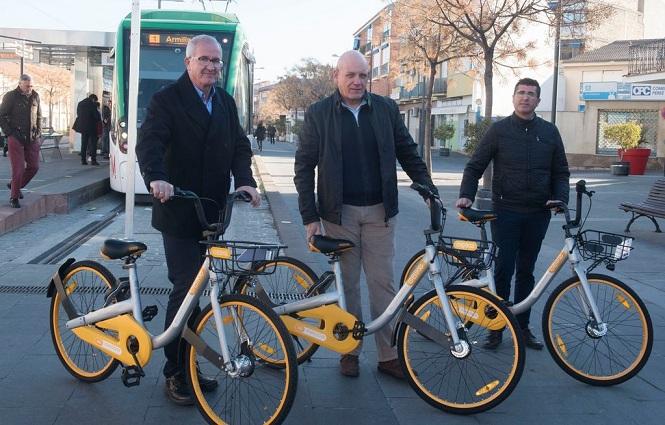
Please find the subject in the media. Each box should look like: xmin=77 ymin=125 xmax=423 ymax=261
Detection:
xmin=194 ymin=56 xmax=223 ymax=67
xmin=514 ymin=90 xmax=538 ymax=98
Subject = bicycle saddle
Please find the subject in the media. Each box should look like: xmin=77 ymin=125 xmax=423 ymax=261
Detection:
xmin=308 ymin=235 xmax=355 ymax=255
xmin=458 ymin=208 xmax=497 ymax=225
xmin=101 ymin=239 xmax=148 ymax=260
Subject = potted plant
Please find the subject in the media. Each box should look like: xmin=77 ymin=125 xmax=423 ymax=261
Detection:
xmin=433 ymin=122 xmax=455 ymax=156
xmin=603 ymin=122 xmax=651 ymax=175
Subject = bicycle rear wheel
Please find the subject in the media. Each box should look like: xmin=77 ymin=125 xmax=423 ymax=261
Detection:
xmin=543 ymin=273 xmax=652 ymax=386
xmin=187 ymin=294 xmax=297 ymax=425
xmin=397 ymin=286 xmax=524 ymax=414
xmin=49 ymin=260 xmax=120 ymax=382
xmin=236 ymin=257 xmax=322 ymax=364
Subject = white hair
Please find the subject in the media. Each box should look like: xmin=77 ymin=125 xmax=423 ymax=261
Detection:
xmin=185 ymin=35 xmax=222 ymax=57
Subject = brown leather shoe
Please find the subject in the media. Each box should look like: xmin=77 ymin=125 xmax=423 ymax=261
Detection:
xmin=377 ymin=359 xmax=405 ymax=380
xmin=340 ymin=354 xmax=359 ymax=377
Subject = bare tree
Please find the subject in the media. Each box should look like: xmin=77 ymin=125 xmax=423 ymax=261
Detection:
xmin=393 ymin=0 xmax=475 ymax=171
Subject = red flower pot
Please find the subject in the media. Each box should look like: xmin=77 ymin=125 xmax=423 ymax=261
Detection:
xmin=618 ymin=148 xmax=651 ymax=175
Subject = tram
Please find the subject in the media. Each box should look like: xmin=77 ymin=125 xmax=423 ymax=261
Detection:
xmin=109 ymin=9 xmax=254 ymax=194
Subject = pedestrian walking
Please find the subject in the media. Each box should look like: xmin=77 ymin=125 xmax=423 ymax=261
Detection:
xmin=294 ymin=50 xmax=438 ymax=379
xmin=255 ymin=121 xmax=266 ymax=151
xmin=455 ymin=77 xmax=570 ymax=350
xmin=268 ymin=124 xmax=276 ymax=144
xmin=0 ymin=74 xmax=42 ymax=208
xmin=73 ymin=94 xmax=101 ymax=165
xmin=136 ymin=34 xmax=260 ymax=406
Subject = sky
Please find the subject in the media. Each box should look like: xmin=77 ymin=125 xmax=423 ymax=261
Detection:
xmin=0 ymin=0 xmax=387 ymax=81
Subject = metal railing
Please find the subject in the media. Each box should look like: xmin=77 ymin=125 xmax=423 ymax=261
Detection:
xmin=628 ymin=39 xmax=665 ymax=76
xmin=397 ymin=78 xmax=447 ymax=100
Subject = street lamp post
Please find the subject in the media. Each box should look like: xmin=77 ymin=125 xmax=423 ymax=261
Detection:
xmin=549 ymin=0 xmax=562 ymax=126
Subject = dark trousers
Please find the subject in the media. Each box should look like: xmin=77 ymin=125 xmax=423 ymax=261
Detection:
xmin=8 ymin=136 xmax=39 ymax=199
xmin=491 ymin=208 xmax=551 ymax=329
xmin=162 ymin=233 xmax=205 ymax=377
xmin=102 ymin=129 xmax=110 ymax=155
xmin=80 ymin=132 xmax=97 ymax=162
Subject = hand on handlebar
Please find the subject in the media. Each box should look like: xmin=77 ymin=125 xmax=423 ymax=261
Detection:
xmin=149 ymin=180 xmax=174 ymax=203
xmin=236 ymin=186 xmax=261 ymax=207
xmin=455 ymin=197 xmax=473 ymax=209
xmin=545 ymin=200 xmax=565 ymax=213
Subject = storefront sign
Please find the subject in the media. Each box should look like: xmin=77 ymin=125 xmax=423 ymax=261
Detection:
xmin=581 ymin=82 xmax=665 ymax=101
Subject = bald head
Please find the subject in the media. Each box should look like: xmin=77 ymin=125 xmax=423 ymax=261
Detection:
xmin=334 ymin=50 xmax=369 ymax=107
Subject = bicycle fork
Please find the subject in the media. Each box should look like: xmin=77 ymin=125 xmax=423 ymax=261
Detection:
xmin=426 ymin=244 xmax=470 ymax=357
xmin=208 ymin=281 xmax=255 ymax=377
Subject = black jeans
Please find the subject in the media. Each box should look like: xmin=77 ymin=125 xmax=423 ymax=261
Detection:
xmin=162 ymin=233 xmax=206 ymax=378
xmin=80 ymin=132 xmax=97 ymax=162
xmin=491 ymin=208 xmax=551 ymax=329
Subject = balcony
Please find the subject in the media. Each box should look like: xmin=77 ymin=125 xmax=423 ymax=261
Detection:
xmin=628 ymin=39 xmax=665 ymax=76
xmin=397 ymin=78 xmax=447 ymax=100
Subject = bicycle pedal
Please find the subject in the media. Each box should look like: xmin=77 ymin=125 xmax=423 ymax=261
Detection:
xmin=142 ymin=305 xmax=158 ymax=322
xmin=121 ymin=366 xmax=145 ymax=387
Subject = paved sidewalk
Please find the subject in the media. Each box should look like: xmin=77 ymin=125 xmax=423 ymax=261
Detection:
xmin=0 ymin=139 xmax=109 ymax=235
xmin=0 ymin=143 xmax=663 ymax=425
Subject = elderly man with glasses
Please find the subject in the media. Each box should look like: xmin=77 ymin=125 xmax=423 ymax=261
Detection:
xmin=137 ymin=34 xmax=259 ymax=406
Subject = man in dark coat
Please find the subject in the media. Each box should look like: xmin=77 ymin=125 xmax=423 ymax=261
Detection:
xmin=0 ymin=74 xmax=41 ymax=208
xmin=294 ymin=50 xmax=437 ymax=379
xmin=267 ymin=124 xmax=276 ymax=143
xmin=254 ymin=121 xmax=266 ymax=151
xmin=74 ymin=93 xmax=101 ymax=165
xmin=456 ymin=78 xmax=570 ymax=350
xmin=136 ymin=34 xmax=259 ymax=406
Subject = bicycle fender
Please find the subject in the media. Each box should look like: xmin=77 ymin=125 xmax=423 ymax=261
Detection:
xmin=46 ymin=257 xmax=76 ymax=298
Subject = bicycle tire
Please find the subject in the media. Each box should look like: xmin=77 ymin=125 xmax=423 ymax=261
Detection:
xmin=235 ymin=256 xmax=322 ymax=364
xmin=397 ymin=286 xmax=524 ymax=414
xmin=49 ymin=260 xmax=120 ymax=382
xmin=542 ymin=273 xmax=653 ymax=386
xmin=187 ymin=294 xmax=298 ymax=425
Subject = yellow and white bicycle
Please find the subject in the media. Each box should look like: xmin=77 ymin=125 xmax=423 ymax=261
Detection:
xmin=48 ymin=190 xmax=298 ymax=425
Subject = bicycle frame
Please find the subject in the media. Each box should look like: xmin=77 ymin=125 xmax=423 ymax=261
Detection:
xmin=272 ymin=235 xmax=468 ymax=354
xmin=58 ymin=255 xmax=240 ymax=369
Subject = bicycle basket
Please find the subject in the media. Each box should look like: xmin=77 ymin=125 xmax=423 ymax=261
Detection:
xmin=205 ymin=241 xmax=285 ymax=276
xmin=439 ymin=236 xmax=496 ymax=271
xmin=577 ymin=230 xmax=633 ymax=262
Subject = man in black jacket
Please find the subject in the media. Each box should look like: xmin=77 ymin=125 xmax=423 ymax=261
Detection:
xmin=0 ymin=74 xmax=41 ymax=208
xmin=456 ymin=78 xmax=570 ymax=350
xmin=74 ymin=93 xmax=101 ymax=165
xmin=137 ymin=34 xmax=259 ymax=406
xmin=294 ymin=50 xmax=437 ymax=379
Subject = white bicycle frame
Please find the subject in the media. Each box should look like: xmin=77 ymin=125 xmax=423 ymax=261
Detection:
xmin=63 ymin=255 xmax=243 ymax=370
xmin=458 ymin=234 xmax=607 ymax=332
xmin=273 ymin=240 xmax=469 ymax=351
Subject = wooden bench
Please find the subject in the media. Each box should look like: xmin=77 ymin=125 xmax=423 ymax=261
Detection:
xmin=619 ymin=178 xmax=665 ymax=233
xmin=40 ymin=133 xmax=63 ymax=161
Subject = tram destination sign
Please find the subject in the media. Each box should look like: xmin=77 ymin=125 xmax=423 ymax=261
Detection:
xmin=143 ymin=33 xmax=192 ymax=47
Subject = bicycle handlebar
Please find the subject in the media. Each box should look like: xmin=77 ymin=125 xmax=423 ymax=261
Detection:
xmin=550 ymin=179 xmax=595 ymax=234
xmin=172 ymin=188 xmax=251 ymax=234
xmin=410 ymin=182 xmax=443 ymax=232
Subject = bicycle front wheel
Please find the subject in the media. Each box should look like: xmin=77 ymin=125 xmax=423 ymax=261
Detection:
xmin=49 ymin=260 xmax=120 ymax=382
xmin=236 ymin=256 xmax=322 ymax=364
xmin=543 ymin=273 xmax=653 ymax=386
xmin=187 ymin=294 xmax=297 ymax=425
xmin=397 ymin=286 xmax=524 ymax=414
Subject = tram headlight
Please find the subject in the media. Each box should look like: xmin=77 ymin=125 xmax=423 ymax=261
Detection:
xmin=119 ymin=121 xmax=127 ymax=128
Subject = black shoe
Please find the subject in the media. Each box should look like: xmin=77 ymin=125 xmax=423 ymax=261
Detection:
xmin=9 ymin=198 xmax=20 ymax=208
xmin=483 ymin=330 xmax=503 ymax=349
xmin=522 ymin=328 xmax=544 ymax=350
xmin=81 ymin=160 xmax=88 ymax=165
xmin=6 ymin=183 xmax=23 ymax=199
xmin=197 ymin=372 xmax=218 ymax=393
xmin=164 ymin=373 xmax=195 ymax=406
xmin=90 ymin=160 xmax=100 ymax=166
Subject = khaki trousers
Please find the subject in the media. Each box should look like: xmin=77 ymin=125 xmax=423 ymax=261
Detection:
xmin=322 ymin=203 xmax=397 ymax=362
